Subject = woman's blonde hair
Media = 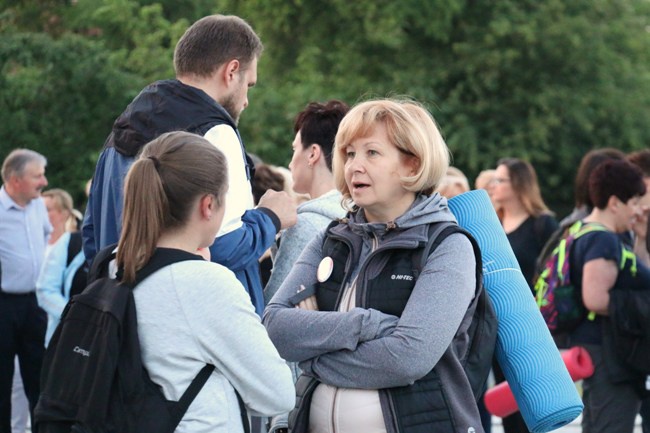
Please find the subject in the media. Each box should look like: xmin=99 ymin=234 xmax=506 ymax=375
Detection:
xmin=42 ymin=188 xmax=80 ymax=231
xmin=117 ymin=131 xmax=228 ymax=283
xmin=332 ymin=99 xmax=450 ymax=210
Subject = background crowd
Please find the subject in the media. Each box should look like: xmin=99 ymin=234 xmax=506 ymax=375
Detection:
xmin=1 ymin=6 xmax=650 ymax=433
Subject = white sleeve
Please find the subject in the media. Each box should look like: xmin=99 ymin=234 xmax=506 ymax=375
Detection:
xmin=204 ymin=124 xmax=254 ymax=237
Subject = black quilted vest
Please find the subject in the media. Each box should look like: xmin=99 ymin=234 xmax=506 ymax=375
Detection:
xmin=289 ymin=220 xmax=494 ymax=433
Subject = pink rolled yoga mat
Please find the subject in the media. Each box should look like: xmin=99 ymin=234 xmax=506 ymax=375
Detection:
xmin=484 ymin=346 xmax=594 ymax=418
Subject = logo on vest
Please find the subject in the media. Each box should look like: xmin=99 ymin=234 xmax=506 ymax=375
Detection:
xmin=73 ymin=346 xmax=90 ymax=357
xmin=391 ymin=274 xmax=413 ymax=281
xmin=468 ymin=428 xmax=476 ymax=433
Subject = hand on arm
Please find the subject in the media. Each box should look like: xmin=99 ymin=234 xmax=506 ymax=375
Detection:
xmin=263 ymin=233 xmax=398 ymax=362
xmin=300 ymin=233 xmax=476 ymax=390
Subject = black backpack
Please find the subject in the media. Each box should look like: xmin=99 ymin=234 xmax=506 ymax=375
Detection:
xmin=34 ymin=247 xmax=236 ymax=433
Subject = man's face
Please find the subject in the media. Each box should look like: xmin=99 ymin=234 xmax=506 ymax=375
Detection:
xmin=11 ymin=161 xmax=48 ymax=205
xmin=221 ymin=57 xmax=258 ymax=125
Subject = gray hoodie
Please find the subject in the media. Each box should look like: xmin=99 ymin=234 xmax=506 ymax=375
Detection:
xmin=264 ymin=190 xmax=345 ymax=304
xmin=263 ymin=194 xmax=478 ymax=430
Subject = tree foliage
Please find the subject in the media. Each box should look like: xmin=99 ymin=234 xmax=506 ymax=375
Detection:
xmin=1 ymin=0 xmax=650 ymax=213
xmin=0 ymin=32 xmax=140 ymax=203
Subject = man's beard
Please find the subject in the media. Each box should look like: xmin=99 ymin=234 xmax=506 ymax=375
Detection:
xmin=220 ymin=94 xmax=240 ymax=126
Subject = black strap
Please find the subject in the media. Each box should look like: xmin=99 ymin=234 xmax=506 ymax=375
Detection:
xmin=237 ymin=391 xmax=251 ymax=433
xmin=168 ymin=364 xmax=216 ymax=430
xmin=66 ymin=232 xmax=83 ymax=267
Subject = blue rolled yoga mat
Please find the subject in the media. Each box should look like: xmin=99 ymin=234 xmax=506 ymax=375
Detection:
xmin=448 ymin=190 xmax=583 ymax=433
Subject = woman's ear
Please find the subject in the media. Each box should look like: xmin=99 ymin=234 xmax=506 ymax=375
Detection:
xmin=406 ymin=155 xmax=420 ymax=176
xmin=200 ymin=194 xmax=213 ymax=220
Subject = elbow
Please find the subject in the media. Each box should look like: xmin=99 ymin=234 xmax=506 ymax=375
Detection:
xmin=583 ymin=298 xmax=608 ymax=316
xmin=395 ymin=361 xmax=432 ymax=385
xmin=274 ymin=384 xmax=296 ymax=415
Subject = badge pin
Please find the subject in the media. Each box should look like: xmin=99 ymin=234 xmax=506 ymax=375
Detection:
xmin=317 ymin=257 xmax=334 ymax=283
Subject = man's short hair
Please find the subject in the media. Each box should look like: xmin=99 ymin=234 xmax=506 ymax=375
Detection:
xmin=173 ymin=15 xmax=263 ymax=78
xmin=1 ymin=149 xmax=47 ymax=183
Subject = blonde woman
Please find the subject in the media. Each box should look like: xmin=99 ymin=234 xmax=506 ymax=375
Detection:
xmin=42 ymin=189 xmax=81 ymax=256
xmin=264 ymin=99 xmax=486 ymax=433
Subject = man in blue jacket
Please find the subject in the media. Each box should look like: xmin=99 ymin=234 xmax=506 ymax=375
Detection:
xmin=82 ymin=15 xmax=296 ymax=316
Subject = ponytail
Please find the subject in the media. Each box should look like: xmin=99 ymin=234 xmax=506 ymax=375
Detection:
xmin=117 ymin=157 xmax=168 ymax=283
xmin=116 ymin=131 xmax=228 ymax=284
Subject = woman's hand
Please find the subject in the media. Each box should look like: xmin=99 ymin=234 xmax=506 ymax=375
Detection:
xmin=295 ymin=285 xmax=319 ymax=311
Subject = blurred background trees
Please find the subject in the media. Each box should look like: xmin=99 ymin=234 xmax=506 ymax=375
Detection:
xmin=1 ymin=0 xmax=649 ymax=214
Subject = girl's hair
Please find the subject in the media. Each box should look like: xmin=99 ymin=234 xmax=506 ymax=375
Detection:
xmin=332 ymin=99 xmax=450 ymax=210
xmin=42 ymin=188 xmax=80 ymax=231
xmin=117 ymin=131 xmax=228 ymax=283
xmin=574 ymin=148 xmax=625 ymax=209
xmin=497 ymin=157 xmax=551 ymax=217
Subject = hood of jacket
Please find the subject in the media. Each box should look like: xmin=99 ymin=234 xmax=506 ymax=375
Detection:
xmin=345 ymin=193 xmax=457 ymax=239
xmin=297 ymin=190 xmax=345 ymax=221
xmin=107 ymin=79 xmax=236 ymax=157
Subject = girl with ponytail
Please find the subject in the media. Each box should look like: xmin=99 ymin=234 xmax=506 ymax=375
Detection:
xmin=115 ymin=131 xmax=294 ymax=433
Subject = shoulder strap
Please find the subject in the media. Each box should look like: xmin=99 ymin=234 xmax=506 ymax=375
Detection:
xmin=413 ymin=221 xmax=482 ymax=288
xmin=88 ymin=243 xmax=118 ymax=284
xmin=67 ymin=232 xmax=83 ymax=267
xmin=132 ymin=248 xmax=203 ymax=288
xmin=168 ymin=364 xmax=217 ymax=431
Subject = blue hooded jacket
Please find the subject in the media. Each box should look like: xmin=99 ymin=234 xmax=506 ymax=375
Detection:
xmin=82 ymin=79 xmax=278 ymax=316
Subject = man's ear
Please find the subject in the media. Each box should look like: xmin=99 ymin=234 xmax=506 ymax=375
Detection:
xmin=309 ymin=144 xmax=322 ymax=164
xmin=222 ymin=59 xmax=241 ymax=87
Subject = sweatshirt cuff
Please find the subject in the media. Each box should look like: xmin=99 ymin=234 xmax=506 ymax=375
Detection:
xmin=258 ymin=207 xmax=281 ymax=233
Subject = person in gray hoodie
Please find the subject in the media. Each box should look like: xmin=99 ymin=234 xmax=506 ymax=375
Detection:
xmin=263 ymin=99 xmax=485 ymax=433
xmin=116 ymin=131 xmax=294 ymax=433
xmin=264 ymin=100 xmax=349 ymax=304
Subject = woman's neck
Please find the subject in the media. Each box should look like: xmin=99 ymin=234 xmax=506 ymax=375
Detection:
xmin=583 ymin=208 xmax=617 ymax=232
xmin=500 ymin=201 xmax=530 ymax=233
xmin=156 ymin=228 xmax=202 ymax=254
xmin=48 ymin=227 xmax=65 ymax=245
xmin=309 ymin=167 xmax=336 ymax=199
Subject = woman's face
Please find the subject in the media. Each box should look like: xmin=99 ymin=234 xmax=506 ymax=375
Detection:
xmin=489 ymin=164 xmax=516 ymax=205
xmin=44 ymin=196 xmax=69 ymax=231
xmin=343 ymin=123 xmax=416 ymax=223
xmin=288 ymin=131 xmax=311 ymax=195
xmin=617 ymin=195 xmax=644 ymax=233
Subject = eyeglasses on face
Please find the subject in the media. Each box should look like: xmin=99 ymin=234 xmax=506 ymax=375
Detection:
xmin=490 ymin=177 xmax=510 ymax=185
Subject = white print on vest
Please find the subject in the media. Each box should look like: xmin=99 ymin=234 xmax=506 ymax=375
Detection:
xmin=73 ymin=346 xmax=91 ymax=357
xmin=390 ymin=274 xmax=414 ymax=281
xmin=468 ymin=428 xmax=476 ymax=433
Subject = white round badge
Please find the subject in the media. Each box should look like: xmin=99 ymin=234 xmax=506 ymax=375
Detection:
xmin=317 ymin=257 xmax=334 ymax=283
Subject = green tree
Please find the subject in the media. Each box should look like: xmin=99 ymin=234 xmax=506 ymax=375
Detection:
xmin=0 ymin=32 xmax=141 ymax=203
xmin=222 ymin=0 xmax=650 ymax=213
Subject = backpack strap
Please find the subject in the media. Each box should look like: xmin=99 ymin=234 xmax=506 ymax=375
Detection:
xmin=67 ymin=232 xmax=83 ymax=267
xmin=88 ymin=243 xmax=119 ymax=284
xmin=169 ymin=364 xmax=218 ymax=431
xmin=414 ymin=221 xmax=482 ymax=285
